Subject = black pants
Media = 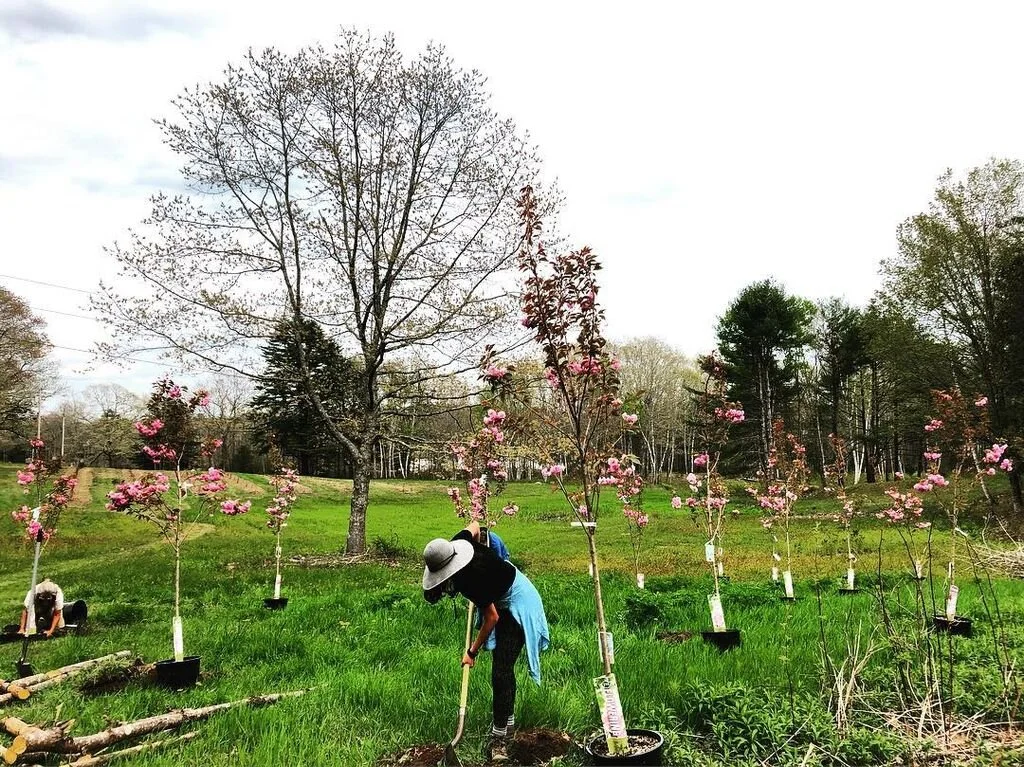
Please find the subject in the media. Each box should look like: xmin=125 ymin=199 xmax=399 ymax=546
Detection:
xmin=492 ymin=608 xmax=525 ymax=729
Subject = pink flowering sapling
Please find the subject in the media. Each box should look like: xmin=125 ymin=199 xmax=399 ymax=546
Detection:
xmin=447 ymin=407 xmax=518 ymax=533
xmin=9 ymin=437 xmax=79 ymax=635
xmin=897 ymin=389 xmax=1014 ymax=619
xmin=751 ymin=420 xmax=809 ymax=599
xmin=107 ymin=378 xmax=249 ymax=663
xmin=479 ymin=186 xmax=642 ymax=755
xmin=265 ymin=466 xmax=299 ymax=600
xmin=676 ymin=353 xmax=744 ymax=628
xmin=825 ymin=434 xmax=862 ymax=590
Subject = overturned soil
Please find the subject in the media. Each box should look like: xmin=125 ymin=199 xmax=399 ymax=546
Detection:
xmin=378 ymin=729 xmax=572 ymax=766
xmin=78 ymin=658 xmax=154 ymax=695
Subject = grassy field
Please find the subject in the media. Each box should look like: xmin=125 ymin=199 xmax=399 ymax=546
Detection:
xmin=1 ymin=465 xmax=1022 ymax=766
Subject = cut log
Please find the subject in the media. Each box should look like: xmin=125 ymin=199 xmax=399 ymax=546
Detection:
xmin=67 ymin=731 xmax=198 ymax=766
xmin=0 ymin=652 xmax=131 ymax=705
xmin=0 ymin=683 xmax=29 ymax=701
xmin=7 ymin=690 xmax=304 ymax=763
xmin=2 ymin=720 xmax=73 ymax=765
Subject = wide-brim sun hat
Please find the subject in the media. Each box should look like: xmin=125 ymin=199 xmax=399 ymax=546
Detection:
xmin=422 ymin=538 xmax=474 ymax=590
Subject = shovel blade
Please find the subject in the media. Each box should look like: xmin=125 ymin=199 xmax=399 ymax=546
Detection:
xmin=15 ymin=660 xmax=34 ymax=678
xmin=438 ymin=742 xmax=462 ymax=767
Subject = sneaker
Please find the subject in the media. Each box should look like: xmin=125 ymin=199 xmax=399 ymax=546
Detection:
xmin=486 ymin=737 xmax=509 ymax=763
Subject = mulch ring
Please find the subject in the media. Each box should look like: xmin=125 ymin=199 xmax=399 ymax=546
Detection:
xmin=377 ymin=729 xmax=572 ymax=766
xmin=656 ymin=629 xmax=694 ymax=643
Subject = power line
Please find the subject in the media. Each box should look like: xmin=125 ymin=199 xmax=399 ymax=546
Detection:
xmin=33 ymin=306 xmax=96 ymax=322
xmin=0 ymin=273 xmax=93 ymax=295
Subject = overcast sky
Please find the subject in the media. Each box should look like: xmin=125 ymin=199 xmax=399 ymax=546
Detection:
xmin=3 ymin=0 xmax=1023 ymax=406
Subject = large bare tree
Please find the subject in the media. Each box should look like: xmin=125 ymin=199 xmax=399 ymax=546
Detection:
xmin=93 ymin=30 xmax=541 ymax=553
xmin=0 ymin=286 xmax=52 ymax=439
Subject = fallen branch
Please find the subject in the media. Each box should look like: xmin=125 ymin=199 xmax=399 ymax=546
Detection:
xmin=6 ymin=690 xmax=305 ymax=763
xmin=66 ymin=731 xmax=199 ymax=766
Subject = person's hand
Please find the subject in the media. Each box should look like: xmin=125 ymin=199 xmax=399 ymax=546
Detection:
xmin=461 ymin=652 xmax=475 ymax=668
xmin=43 ymin=629 xmax=53 ymax=638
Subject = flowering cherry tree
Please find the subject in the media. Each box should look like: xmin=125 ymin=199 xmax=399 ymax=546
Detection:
xmin=883 ymin=389 xmax=1013 ymax=620
xmin=479 ymin=185 xmax=642 ymax=756
xmin=10 ymin=437 xmax=78 ymax=634
xmin=447 ymin=407 xmax=518 ymax=530
xmin=106 ymin=378 xmax=249 ymax=663
xmin=266 ymin=466 xmax=299 ymax=601
xmin=751 ymin=419 xmax=809 ymax=599
xmin=673 ymin=353 xmax=743 ymax=627
xmin=825 ymin=434 xmax=863 ymax=589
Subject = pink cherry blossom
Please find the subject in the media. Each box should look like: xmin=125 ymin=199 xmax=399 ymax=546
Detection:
xmin=621 ymin=413 xmax=638 ymax=427
xmin=693 ymin=453 xmax=709 ymax=468
xmin=541 ymin=464 xmax=565 ymax=479
xmin=975 ymin=396 xmax=988 ymax=407
xmin=1001 ymin=459 xmax=1014 ymax=472
xmin=671 ymin=496 xmax=682 ymax=509
xmin=924 ymin=419 xmax=943 ymax=432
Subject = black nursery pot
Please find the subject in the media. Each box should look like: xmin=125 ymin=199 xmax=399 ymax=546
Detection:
xmin=701 ymin=628 xmax=741 ymax=652
xmin=155 ymin=656 xmax=201 ymax=688
xmin=263 ymin=597 xmax=289 ymax=610
xmin=838 ymin=588 xmax=862 ymax=595
xmin=585 ymin=729 xmax=664 ymax=765
xmin=933 ymin=615 xmax=973 ymax=637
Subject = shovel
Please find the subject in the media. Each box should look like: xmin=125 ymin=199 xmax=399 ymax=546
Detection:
xmin=440 ymin=596 xmax=476 ymax=767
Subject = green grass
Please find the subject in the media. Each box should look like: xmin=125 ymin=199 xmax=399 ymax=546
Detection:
xmin=1 ymin=465 xmax=1022 ymax=766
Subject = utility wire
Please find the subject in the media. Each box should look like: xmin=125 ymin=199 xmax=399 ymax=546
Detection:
xmin=0 ymin=273 xmax=93 ymax=295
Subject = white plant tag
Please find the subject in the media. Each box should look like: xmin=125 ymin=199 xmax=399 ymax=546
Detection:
xmin=588 ymin=561 xmax=594 ymax=578
xmin=708 ymin=594 xmax=726 ymax=631
xmin=783 ymin=570 xmax=794 ymax=598
xmin=771 ymin=566 xmax=779 ymax=582
xmin=846 ymin=568 xmax=855 ymax=590
xmin=593 ymin=674 xmax=629 ymax=755
xmin=172 ymin=616 xmax=185 ymax=663
xmin=946 ymin=584 xmax=959 ymax=621
xmin=717 ymin=560 xmax=724 ymax=576
xmin=914 ymin=560 xmax=924 ymax=578
xmin=274 ymin=573 xmax=282 ymax=599
xmin=597 ymin=631 xmax=615 ymax=665
xmin=705 ymin=542 xmax=716 ymax=562
xmin=636 ymin=573 xmax=645 ymax=589
xmin=773 ymin=551 xmax=782 ymax=562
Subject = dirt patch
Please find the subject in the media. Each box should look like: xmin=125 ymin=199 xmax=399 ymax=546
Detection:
xmin=71 ymin=467 xmax=94 ymax=507
xmin=225 ymin=474 xmax=264 ymax=495
xmin=508 ymin=728 xmax=572 ymax=764
xmin=289 ymin=552 xmax=404 ymax=569
xmin=377 ymin=743 xmax=446 ymax=766
xmin=377 ymin=731 xmax=572 ymax=767
xmin=656 ymin=630 xmax=694 ymax=643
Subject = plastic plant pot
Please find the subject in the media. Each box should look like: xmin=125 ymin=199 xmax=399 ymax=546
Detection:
xmin=155 ymin=656 xmax=201 ymax=688
xmin=263 ymin=597 xmax=289 ymax=610
xmin=781 ymin=595 xmax=797 ymax=602
xmin=933 ymin=615 xmax=973 ymax=637
xmin=701 ymin=628 xmax=741 ymax=651
xmin=585 ymin=729 xmax=665 ymax=765
xmin=838 ymin=588 xmax=861 ymax=595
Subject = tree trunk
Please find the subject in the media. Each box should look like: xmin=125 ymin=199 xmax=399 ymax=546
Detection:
xmin=346 ymin=448 xmax=372 ymax=555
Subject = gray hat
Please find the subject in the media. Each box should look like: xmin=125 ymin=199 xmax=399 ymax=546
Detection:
xmin=422 ymin=538 xmax=473 ymax=590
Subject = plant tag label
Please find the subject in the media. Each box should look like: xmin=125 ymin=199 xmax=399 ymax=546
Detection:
xmin=274 ymin=573 xmax=282 ymax=599
xmin=783 ymin=570 xmax=794 ymax=598
xmin=773 ymin=552 xmax=782 ymax=562
xmin=914 ymin=560 xmax=924 ymax=578
xmin=708 ymin=594 xmax=726 ymax=631
xmin=705 ymin=542 xmax=716 ymax=562
xmin=771 ymin=566 xmax=779 ymax=582
xmin=717 ymin=560 xmax=724 ymax=576
xmin=31 ymin=507 xmax=41 ymax=521
xmin=847 ymin=568 xmax=855 ymax=590
xmin=946 ymin=584 xmax=959 ymax=621
xmin=592 ymin=674 xmax=629 ymax=755
xmin=597 ymin=631 xmax=615 ymax=665
xmin=848 ymin=553 xmax=857 ymax=563
xmin=172 ymin=616 xmax=185 ymax=663
xmin=637 ymin=573 xmax=645 ymax=589
xmin=571 ymin=521 xmax=597 ymax=528
xmin=588 ymin=561 xmax=594 ymax=578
